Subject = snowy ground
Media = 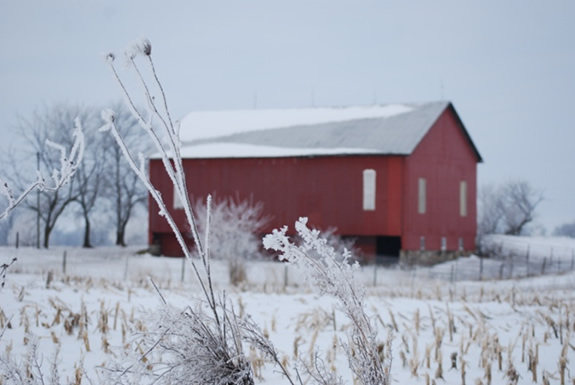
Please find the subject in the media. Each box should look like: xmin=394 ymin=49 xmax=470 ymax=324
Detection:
xmin=1 ymin=243 xmax=575 ymax=384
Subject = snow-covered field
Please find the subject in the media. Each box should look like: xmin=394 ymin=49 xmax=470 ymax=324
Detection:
xmin=1 ymin=243 xmax=575 ymax=384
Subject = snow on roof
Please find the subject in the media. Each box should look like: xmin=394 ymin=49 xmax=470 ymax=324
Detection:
xmin=179 ymin=143 xmax=381 ymax=158
xmin=178 ymin=104 xmax=415 ymax=142
xmin=173 ymin=101 xmax=450 ymax=159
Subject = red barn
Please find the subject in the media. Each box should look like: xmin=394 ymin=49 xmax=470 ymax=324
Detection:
xmin=149 ymin=101 xmax=482 ymax=264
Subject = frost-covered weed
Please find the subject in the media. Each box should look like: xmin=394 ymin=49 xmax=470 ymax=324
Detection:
xmin=194 ymin=198 xmax=268 ymax=261
xmin=194 ymin=198 xmax=268 ymax=285
xmin=109 ymin=303 xmax=255 ymax=385
xmin=0 ymin=118 xmax=84 ymax=222
xmin=100 ymin=37 xmax=391 ymax=385
xmin=0 ymin=334 xmax=65 ymax=385
xmin=100 ymin=38 xmax=293 ymax=385
xmin=264 ymin=217 xmax=392 ymax=385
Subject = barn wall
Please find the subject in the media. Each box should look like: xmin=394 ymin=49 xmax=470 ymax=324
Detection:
xmin=149 ymin=155 xmax=405 ymax=256
xmin=402 ymin=108 xmax=478 ymax=253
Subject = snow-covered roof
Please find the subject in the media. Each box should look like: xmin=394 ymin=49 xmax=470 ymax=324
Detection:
xmin=174 ymin=101 xmax=457 ymax=159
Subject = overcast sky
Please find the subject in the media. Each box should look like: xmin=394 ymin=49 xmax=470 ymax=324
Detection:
xmin=1 ymin=1 xmax=574 ymax=233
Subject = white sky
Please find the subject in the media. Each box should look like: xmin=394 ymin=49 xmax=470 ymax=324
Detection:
xmin=1 ymin=1 xmax=574 ymax=233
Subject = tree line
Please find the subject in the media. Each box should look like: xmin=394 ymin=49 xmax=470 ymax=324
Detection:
xmin=0 ymin=103 xmax=151 ymax=248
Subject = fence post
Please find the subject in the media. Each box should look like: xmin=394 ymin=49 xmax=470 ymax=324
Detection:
xmin=284 ymin=263 xmax=289 ymax=290
xmin=541 ymin=257 xmax=547 ymax=275
xmin=62 ymin=250 xmax=67 ymax=275
xmin=509 ymin=252 xmax=514 ymax=279
xmin=15 ymin=232 xmax=19 ymax=249
xmin=181 ymin=257 xmax=186 ymax=282
xmin=499 ymin=263 xmax=504 ymax=280
xmin=479 ymin=256 xmax=483 ymax=281
xmin=373 ymin=264 xmax=377 ymax=287
xmin=526 ymin=245 xmax=530 ymax=277
xmin=123 ymin=254 xmax=129 ymax=280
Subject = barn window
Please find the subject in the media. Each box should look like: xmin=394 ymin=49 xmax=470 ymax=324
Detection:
xmin=420 ymin=236 xmax=425 ymax=251
xmin=418 ymin=178 xmax=426 ymax=214
xmin=460 ymin=181 xmax=468 ymax=217
xmin=363 ymin=169 xmax=376 ymax=211
xmin=441 ymin=237 xmax=447 ymax=251
xmin=173 ymin=188 xmax=183 ymax=210
xmin=458 ymin=237 xmax=464 ymax=251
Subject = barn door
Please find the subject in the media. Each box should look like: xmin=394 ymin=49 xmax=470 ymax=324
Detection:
xmin=375 ymin=236 xmax=401 ymax=265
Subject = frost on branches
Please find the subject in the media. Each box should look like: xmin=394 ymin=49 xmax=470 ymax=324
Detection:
xmin=194 ymin=198 xmax=268 ymax=285
xmin=101 ymin=38 xmax=392 ymax=385
xmin=264 ymin=217 xmax=393 ymax=385
xmin=0 ymin=118 xmax=84 ymax=221
xmin=0 ymin=118 xmax=84 ymax=292
xmin=99 ymin=38 xmax=296 ymax=385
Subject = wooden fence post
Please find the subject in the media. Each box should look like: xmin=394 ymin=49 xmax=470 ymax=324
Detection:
xmin=285 ymin=263 xmax=290 ymax=290
xmin=123 ymin=254 xmax=129 ymax=280
xmin=526 ymin=245 xmax=530 ymax=277
xmin=509 ymin=252 xmax=514 ymax=279
xmin=181 ymin=257 xmax=186 ymax=282
xmin=62 ymin=250 xmax=67 ymax=275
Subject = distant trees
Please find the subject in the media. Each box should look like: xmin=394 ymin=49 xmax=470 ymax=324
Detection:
xmin=101 ymin=103 xmax=150 ymax=246
xmin=478 ymin=179 xmax=544 ymax=237
xmin=7 ymin=106 xmax=88 ymax=248
xmin=553 ymin=220 xmax=575 ymax=238
xmin=3 ymin=103 xmax=148 ymax=248
xmin=0 ymin=107 xmax=84 ymax=249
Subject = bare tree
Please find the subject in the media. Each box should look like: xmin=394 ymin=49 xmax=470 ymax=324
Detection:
xmin=4 ymin=105 xmax=86 ymax=247
xmin=477 ymin=179 xmax=544 ymax=238
xmin=477 ymin=184 xmax=505 ymax=237
xmin=101 ymin=103 xmax=150 ymax=246
xmin=500 ymin=180 xmax=544 ymax=235
xmin=1 ymin=115 xmax=83 ymax=289
xmin=0 ymin=197 xmax=13 ymax=245
xmin=72 ymin=109 xmax=108 ymax=248
xmin=553 ymin=220 xmax=575 ymax=238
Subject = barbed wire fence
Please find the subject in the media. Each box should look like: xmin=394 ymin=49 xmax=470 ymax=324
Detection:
xmin=368 ymin=238 xmax=575 ymax=284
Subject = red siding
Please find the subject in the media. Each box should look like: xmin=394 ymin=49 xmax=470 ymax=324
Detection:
xmin=402 ymin=109 xmax=478 ymax=251
xmin=149 ymin=155 xmax=405 ymax=255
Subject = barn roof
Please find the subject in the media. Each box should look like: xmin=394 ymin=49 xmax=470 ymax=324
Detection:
xmin=173 ymin=101 xmax=481 ymax=161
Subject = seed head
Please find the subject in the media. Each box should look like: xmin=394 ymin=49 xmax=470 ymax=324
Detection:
xmin=137 ymin=37 xmax=152 ymax=56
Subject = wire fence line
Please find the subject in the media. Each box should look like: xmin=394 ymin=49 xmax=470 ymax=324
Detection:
xmin=382 ymin=237 xmax=575 ymax=283
xmin=3 ymin=236 xmax=575 ymax=289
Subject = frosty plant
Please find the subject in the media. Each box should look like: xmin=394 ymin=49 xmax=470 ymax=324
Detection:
xmin=264 ymin=217 xmax=392 ymax=385
xmin=100 ymin=38 xmax=298 ymax=384
xmin=101 ymin=37 xmax=390 ymax=385
xmin=0 ymin=119 xmax=84 ymax=291
xmin=0 ymin=118 xmax=85 ymax=221
xmin=194 ymin=197 xmax=269 ymax=285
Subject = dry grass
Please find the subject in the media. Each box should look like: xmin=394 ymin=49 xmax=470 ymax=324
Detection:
xmin=1 ymin=265 xmax=574 ymax=384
